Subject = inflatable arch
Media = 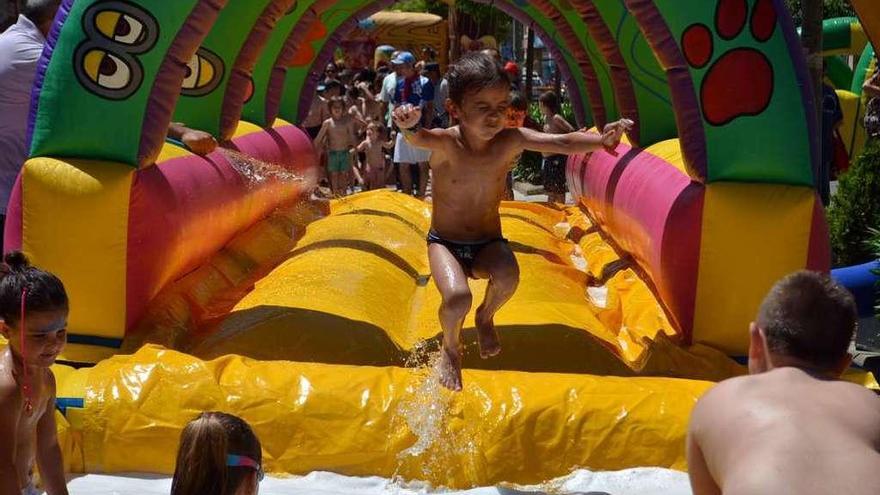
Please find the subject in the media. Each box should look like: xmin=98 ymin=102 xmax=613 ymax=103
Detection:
xmin=4 ymin=0 xmax=880 ymax=487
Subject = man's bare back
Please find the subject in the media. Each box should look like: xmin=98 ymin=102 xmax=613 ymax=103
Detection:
xmin=689 ymin=367 xmax=880 ymax=495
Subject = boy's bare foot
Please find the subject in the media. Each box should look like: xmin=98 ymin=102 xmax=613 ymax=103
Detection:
xmin=439 ymin=341 xmax=463 ymax=391
xmin=475 ymin=306 xmax=501 ymax=358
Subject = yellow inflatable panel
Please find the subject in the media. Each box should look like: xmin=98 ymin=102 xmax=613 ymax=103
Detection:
xmin=54 ymin=344 xmax=712 ymax=487
xmin=22 ymin=158 xmax=132 ymax=343
xmin=154 ymin=191 xmax=742 ymax=381
xmin=694 ymin=183 xmax=816 ymax=354
xmin=836 ymin=89 xmax=869 ymax=161
xmin=643 ymin=139 xmax=689 ymax=177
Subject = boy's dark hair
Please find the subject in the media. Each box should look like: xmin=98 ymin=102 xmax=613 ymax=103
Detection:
xmin=0 ymin=251 xmax=68 ymax=326
xmin=367 ymin=121 xmax=384 ymax=133
xmin=446 ymin=52 xmax=509 ymax=105
xmin=347 ymin=86 xmax=359 ymax=99
xmin=171 ymin=412 xmax=262 ymax=495
xmin=539 ymin=91 xmax=560 ymax=114
xmin=757 ymin=270 xmax=856 ymax=371
xmin=510 ymin=91 xmax=527 ymax=111
xmin=328 ymin=96 xmax=345 ymax=110
xmin=23 ymin=0 xmax=60 ymax=25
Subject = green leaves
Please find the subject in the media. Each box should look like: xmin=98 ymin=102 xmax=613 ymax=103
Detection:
xmin=784 ymin=0 xmax=856 ymax=26
xmin=829 ymin=139 xmax=880 ymax=267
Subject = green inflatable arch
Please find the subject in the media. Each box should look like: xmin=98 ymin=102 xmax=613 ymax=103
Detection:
xmin=31 ymin=0 xmax=857 ymax=190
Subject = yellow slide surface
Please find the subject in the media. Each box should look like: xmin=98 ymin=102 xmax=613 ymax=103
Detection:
xmin=147 ymin=190 xmax=745 ymax=381
xmin=55 ymin=345 xmax=712 ymax=487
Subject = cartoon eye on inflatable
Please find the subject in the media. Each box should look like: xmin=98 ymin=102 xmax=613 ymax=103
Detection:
xmin=181 ymin=48 xmax=225 ymax=97
xmin=81 ymin=1 xmax=158 ymax=54
xmin=73 ymin=1 xmax=158 ymax=100
xmin=94 ymin=10 xmax=150 ymax=46
xmin=81 ymin=48 xmax=135 ymax=90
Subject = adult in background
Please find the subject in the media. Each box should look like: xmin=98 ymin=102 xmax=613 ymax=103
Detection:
xmin=0 ymin=0 xmax=60 ymax=249
xmin=391 ymin=52 xmax=434 ymax=198
xmin=424 ymin=62 xmax=449 ymax=129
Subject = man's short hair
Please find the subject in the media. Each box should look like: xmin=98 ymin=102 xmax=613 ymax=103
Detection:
xmin=446 ymin=52 xmax=508 ymax=105
xmin=757 ymin=271 xmax=856 ymax=370
xmin=23 ymin=0 xmax=61 ymax=26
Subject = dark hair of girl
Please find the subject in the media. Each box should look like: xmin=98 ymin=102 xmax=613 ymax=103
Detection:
xmin=0 ymin=251 xmax=68 ymax=327
xmin=171 ymin=412 xmax=263 ymax=495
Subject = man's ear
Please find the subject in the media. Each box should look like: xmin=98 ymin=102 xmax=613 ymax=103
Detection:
xmin=748 ymin=322 xmax=767 ymax=374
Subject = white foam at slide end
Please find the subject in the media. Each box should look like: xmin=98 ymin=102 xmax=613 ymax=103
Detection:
xmin=64 ymin=468 xmax=692 ymax=495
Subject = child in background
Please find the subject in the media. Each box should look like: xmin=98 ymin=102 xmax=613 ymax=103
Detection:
xmin=356 ymin=79 xmax=384 ymax=124
xmin=0 ymin=252 xmax=70 ymax=495
xmin=503 ymin=91 xmax=538 ymax=200
xmin=346 ymin=86 xmax=368 ymax=131
xmin=539 ymin=90 xmax=575 ymax=204
xmin=357 ymin=122 xmax=394 ymax=190
xmin=315 ymin=96 xmax=359 ymax=196
xmin=171 ymin=412 xmax=263 ymax=495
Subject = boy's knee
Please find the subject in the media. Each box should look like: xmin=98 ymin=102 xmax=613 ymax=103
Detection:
xmin=494 ymin=262 xmax=520 ymax=288
xmin=444 ymin=289 xmax=473 ymax=314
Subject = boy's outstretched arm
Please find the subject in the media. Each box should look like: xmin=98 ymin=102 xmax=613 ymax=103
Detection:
xmin=36 ymin=374 xmax=68 ymax=495
xmin=516 ymin=119 xmax=633 ymax=156
xmin=392 ymin=104 xmax=446 ymax=150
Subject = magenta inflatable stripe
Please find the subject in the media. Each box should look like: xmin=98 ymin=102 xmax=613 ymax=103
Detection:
xmin=220 ymin=0 xmax=297 ymax=140
xmin=264 ymin=7 xmax=323 ymax=127
xmin=126 ymin=125 xmax=316 ymax=329
xmin=569 ymin=145 xmax=703 ymax=340
xmin=524 ymin=0 xmax=608 ymax=128
xmin=481 ymin=0 xmax=593 ymax=126
xmin=232 ymin=123 xmax=318 ymax=170
xmin=295 ymin=0 xmax=396 ymax=124
xmin=136 ymin=0 xmax=226 ymax=168
xmin=575 ymin=1 xmax=641 ymax=145
xmin=3 ymin=175 xmax=24 ymax=254
xmin=622 ymin=0 xmax=708 ymax=182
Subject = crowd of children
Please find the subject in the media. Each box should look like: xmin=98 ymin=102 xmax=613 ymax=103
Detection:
xmin=303 ymin=46 xmax=578 ymax=202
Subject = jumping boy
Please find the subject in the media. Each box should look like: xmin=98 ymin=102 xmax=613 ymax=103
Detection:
xmin=315 ymin=96 xmax=359 ymax=196
xmin=0 ymin=252 xmax=70 ymax=495
xmin=392 ymin=52 xmax=632 ymax=390
xmin=687 ymin=271 xmax=880 ymax=495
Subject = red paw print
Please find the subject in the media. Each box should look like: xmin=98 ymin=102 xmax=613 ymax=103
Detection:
xmin=681 ymin=0 xmax=776 ymax=126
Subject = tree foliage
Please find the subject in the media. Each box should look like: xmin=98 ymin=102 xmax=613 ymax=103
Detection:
xmin=784 ymin=0 xmax=856 ymax=25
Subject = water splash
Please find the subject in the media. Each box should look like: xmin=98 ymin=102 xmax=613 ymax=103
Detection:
xmin=391 ymin=340 xmax=481 ymax=488
xmin=397 ymin=341 xmax=450 ymax=459
xmin=220 ymin=149 xmax=312 ymax=188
